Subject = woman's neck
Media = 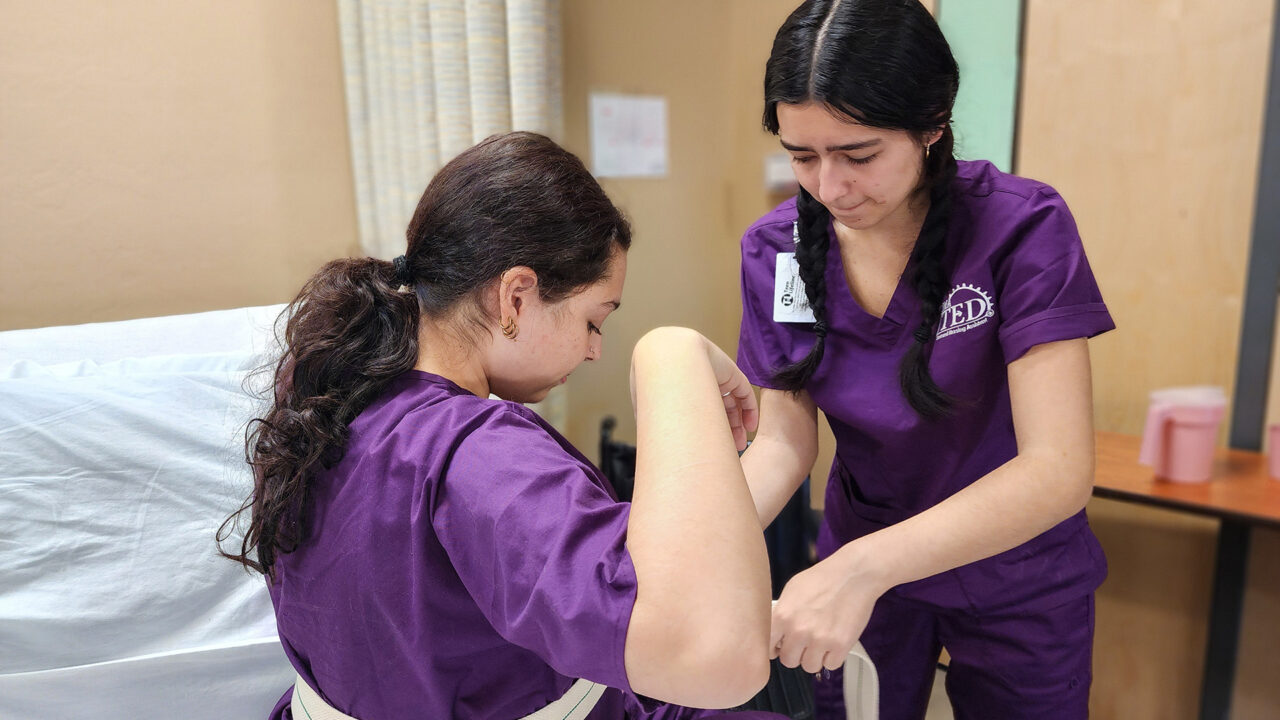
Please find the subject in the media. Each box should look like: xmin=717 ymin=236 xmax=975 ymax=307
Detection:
xmin=835 ymin=189 xmax=931 ymax=260
xmin=413 ymin=319 xmax=490 ymax=397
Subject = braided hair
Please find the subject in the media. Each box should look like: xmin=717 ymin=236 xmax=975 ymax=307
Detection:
xmin=763 ymin=0 xmax=960 ymax=419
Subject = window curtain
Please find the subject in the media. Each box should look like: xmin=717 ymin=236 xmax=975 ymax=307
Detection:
xmin=336 ymin=0 xmax=567 ymax=431
xmin=337 ymin=0 xmax=564 ymax=260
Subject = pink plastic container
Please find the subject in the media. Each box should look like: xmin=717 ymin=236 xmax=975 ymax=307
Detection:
xmin=1138 ymin=386 xmax=1227 ymax=483
xmin=1269 ymin=424 xmax=1280 ymax=481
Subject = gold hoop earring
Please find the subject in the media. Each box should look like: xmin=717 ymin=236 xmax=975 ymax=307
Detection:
xmin=924 ymin=143 xmax=932 ymax=161
xmin=500 ymin=316 xmax=518 ymax=340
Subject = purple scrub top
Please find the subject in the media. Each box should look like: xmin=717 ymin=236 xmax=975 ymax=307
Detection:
xmin=268 ymin=371 xmax=782 ymax=720
xmin=737 ymin=160 xmax=1116 ymax=615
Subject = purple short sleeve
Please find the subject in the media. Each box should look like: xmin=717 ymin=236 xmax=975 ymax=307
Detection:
xmin=737 ymin=210 xmax=800 ymax=389
xmin=995 ymin=190 xmax=1115 ymax=364
xmin=432 ymin=407 xmax=638 ymax=694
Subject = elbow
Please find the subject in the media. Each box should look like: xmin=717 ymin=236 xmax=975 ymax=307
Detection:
xmin=1067 ymin=470 xmax=1095 ymax=517
xmin=1046 ymin=453 xmax=1095 ymax=520
xmin=664 ymin=634 xmax=772 ymax=708
xmin=626 ymin=607 xmax=772 ymax=708
xmin=695 ymin=633 xmax=772 ymax=707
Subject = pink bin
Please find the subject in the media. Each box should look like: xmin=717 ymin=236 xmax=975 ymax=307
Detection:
xmin=1138 ymin=387 xmax=1227 ymax=483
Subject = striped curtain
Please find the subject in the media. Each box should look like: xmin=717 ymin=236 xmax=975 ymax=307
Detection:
xmin=337 ymin=0 xmax=564 ymax=260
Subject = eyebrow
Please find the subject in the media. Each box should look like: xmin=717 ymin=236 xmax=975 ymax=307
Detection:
xmin=603 ymin=301 xmax=621 ymax=310
xmin=779 ymin=138 xmax=882 ymax=153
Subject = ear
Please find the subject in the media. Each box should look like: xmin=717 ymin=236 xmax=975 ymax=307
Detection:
xmin=497 ymin=266 xmax=540 ymax=320
xmin=926 ymin=127 xmax=945 ymax=147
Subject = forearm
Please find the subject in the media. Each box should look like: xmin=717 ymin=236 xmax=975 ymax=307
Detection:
xmin=741 ymin=435 xmax=813 ymax=527
xmin=740 ymin=387 xmax=819 ymax=527
xmin=838 ymin=447 xmax=1095 ymax=594
xmin=625 ymin=327 xmax=771 ymax=705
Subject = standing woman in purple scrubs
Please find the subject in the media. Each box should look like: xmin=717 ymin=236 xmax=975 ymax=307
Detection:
xmin=221 ymin=132 xmax=784 ymax=719
xmin=736 ymin=2 xmax=1114 ymax=719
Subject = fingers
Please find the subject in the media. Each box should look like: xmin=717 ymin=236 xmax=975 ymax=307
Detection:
xmin=776 ymin=635 xmax=806 ymax=670
xmin=776 ymin=636 xmax=851 ymax=674
xmin=823 ymin=650 xmax=845 ymax=672
xmin=719 ymin=372 xmax=757 ymax=452
xmin=799 ymin=648 xmax=827 ymax=675
xmin=769 ymin=609 xmax=784 ymax=660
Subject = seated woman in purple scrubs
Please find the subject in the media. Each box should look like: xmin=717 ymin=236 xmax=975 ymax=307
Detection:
xmin=737 ymin=2 xmax=1115 ymax=719
xmin=220 ymin=132 xmax=786 ymax=720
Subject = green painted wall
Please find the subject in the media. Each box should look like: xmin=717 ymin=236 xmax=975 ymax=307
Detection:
xmin=938 ymin=0 xmax=1022 ymax=171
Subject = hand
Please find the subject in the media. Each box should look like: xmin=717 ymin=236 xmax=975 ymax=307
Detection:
xmin=700 ymin=336 xmax=759 ymax=452
xmin=770 ymin=544 xmax=888 ymax=673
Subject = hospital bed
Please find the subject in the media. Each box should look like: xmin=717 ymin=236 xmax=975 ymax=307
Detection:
xmin=0 ymin=305 xmax=294 ymax=719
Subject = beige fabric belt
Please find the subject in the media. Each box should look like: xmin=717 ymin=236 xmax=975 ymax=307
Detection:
xmin=291 ymin=674 xmax=604 ymax=720
xmin=843 ymin=642 xmax=880 ymax=720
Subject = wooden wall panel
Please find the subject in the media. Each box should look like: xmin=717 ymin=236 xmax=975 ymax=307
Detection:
xmin=1019 ymin=0 xmax=1269 ymax=437
xmin=1020 ymin=0 xmax=1276 ymax=717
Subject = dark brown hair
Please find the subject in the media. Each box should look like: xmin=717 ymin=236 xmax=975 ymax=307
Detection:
xmin=219 ymin=132 xmax=631 ymax=577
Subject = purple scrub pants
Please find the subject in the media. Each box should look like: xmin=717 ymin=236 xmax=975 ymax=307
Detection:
xmin=814 ymin=591 xmax=1095 ymax=720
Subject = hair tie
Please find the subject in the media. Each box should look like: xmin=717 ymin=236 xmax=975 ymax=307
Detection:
xmin=392 ymin=255 xmax=413 ymax=286
xmin=813 ymin=320 xmax=828 ymax=336
xmin=913 ymin=327 xmax=932 ymax=344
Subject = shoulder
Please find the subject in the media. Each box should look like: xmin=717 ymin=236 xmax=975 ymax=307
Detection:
xmin=741 ymin=197 xmax=801 ymax=256
xmin=446 ymin=398 xmax=593 ymax=485
xmin=953 ymin=160 xmax=1073 ymax=219
xmin=949 ymin=161 xmax=1081 ymax=263
xmin=355 ymin=374 xmax=554 ymax=468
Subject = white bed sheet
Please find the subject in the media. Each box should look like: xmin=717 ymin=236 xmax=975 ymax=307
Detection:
xmin=0 ymin=306 xmax=294 ymax=719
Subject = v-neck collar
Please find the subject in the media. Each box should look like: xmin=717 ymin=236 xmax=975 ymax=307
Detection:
xmin=824 ymin=220 xmax=918 ymax=338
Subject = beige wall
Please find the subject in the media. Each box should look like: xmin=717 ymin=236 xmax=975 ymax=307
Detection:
xmin=561 ymin=0 xmax=755 ymax=453
xmin=560 ymin=0 xmax=849 ymax=496
xmin=0 ymin=1 xmax=359 ymax=331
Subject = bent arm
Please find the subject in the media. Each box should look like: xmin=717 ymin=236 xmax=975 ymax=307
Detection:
xmin=740 ymin=388 xmax=819 ymax=527
xmin=831 ymin=338 xmax=1098 ymax=595
xmin=623 ymin=327 xmax=772 ymax=708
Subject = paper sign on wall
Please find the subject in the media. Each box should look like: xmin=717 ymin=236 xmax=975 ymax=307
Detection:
xmin=589 ymin=93 xmax=667 ymax=178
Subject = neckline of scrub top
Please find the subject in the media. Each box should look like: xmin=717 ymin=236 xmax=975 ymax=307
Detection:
xmin=403 ymin=369 xmax=477 ymax=397
xmin=823 ymin=220 xmax=920 ymax=342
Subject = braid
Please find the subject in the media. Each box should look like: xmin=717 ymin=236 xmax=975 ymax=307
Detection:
xmin=773 ymin=186 xmax=832 ymax=391
xmin=899 ymin=128 xmax=959 ymax=419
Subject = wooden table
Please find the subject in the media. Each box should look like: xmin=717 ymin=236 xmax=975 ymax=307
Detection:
xmin=1092 ymin=431 xmax=1280 ymax=720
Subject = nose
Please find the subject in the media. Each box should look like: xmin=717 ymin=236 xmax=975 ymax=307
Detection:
xmin=586 ymin=333 xmax=603 ymax=362
xmin=816 ymin=159 xmax=852 ymax=207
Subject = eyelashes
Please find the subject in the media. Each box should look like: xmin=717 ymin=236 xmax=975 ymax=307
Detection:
xmin=588 ymin=322 xmax=602 ymax=336
xmin=790 ymin=153 xmax=878 ymax=166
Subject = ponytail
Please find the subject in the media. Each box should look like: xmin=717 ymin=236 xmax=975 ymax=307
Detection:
xmin=772 ymin=186 xmax=832 ymax=391
xmin=219 ymin=131 xmax=629 ymax=577
xmin=218 ymin=257 xmax=419 ymax=577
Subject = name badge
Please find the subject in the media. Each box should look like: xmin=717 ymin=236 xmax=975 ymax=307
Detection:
xmin=773 ymin=252 xmax=816 ymax=323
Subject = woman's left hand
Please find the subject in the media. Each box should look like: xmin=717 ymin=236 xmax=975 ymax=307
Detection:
xmin=700 ymin=336 xmax=759 ymax=452
xmin=770 ymin=542 xmax=889 ymax=673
